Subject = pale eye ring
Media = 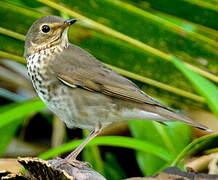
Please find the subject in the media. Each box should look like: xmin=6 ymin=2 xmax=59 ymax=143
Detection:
xmin=41 ymin=25 xmax=50 ymax=33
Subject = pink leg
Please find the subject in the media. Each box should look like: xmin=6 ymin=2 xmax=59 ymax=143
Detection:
xmin=64 ymin=124 xmax=102 ymax=167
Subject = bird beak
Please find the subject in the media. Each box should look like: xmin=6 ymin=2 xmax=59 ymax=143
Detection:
xmin=64 ymin=19 xmax=77 ymax=27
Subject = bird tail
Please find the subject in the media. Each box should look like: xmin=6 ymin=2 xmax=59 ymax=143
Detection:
xmin=154 ymin=106 xmax=211 ymax=132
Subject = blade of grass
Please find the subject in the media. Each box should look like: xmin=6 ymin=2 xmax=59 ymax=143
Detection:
xmin=183 ymin=0 xmax=218 ymax=11
xmin=143 ymin=0 xmax=218 ymax=29
xmin=104 ymin=152 xmax=126 ymax=179
xmin=0 ymin=98 xmax=46 ymax=128
xmin=128 ymin=120 xmax=191 ymax=175
xmin=38 ymin=136 xmax=173 ymax=162
xmin=171 ymin=55 xmax=218 ymax=117
xmin=129 ymin=121 xmax=167 ymax=175
xmin=36 ymin=0 xmax=218 ymax=83
xmin=0 ymin=101 xmax=26 ymax=156
xmin=108 ymin=0 xmax=218 ymax=47
xmin=153 ymin=10 xmax=218 ymax=40
xmin=152 ymin=122 xmax=176 ymax=154
xmin=0 ymin=50 xmax=25 ymax=64
xmin=0 ymin=27 xmax=25 ymax=41
xmin=170 ymin=133 xmax=218 ymax=166
xmin=0 ymin=117 xmax=23 ymax=156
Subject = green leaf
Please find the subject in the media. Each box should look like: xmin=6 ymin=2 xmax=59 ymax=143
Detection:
xmin=137 ymin=0 xmax=218 ymax=29
xmin=171 ymin=55 xmax=218 ymax=118
xmin=0 ymin=102 xmax=20 ymax=113
xmin=129 ymin=120 xmax=191 ymax=175
xmin=170 ymin=133 xmax=218 ymax=166
xmin=153 ymin=11 xmax=216 ymax=38
xmin=0 ymin=103 xmax=25 ymax=156
xmin=39 ymin=136 xmax=173 ymax=162
xmin=104 ymin=152 xmax=126 ymax=180
xmin=0 ymin=118 xmax=23 ymax=156
xmin=0 ymin=98 xmax=46 ymax=128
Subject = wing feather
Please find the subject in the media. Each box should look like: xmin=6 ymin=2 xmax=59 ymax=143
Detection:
xmin=52 ymin=45 xmax=171 ymax=111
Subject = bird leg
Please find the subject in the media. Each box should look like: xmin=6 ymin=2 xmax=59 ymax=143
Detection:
xmin=62 ymin=123 xmax=103 ymax=168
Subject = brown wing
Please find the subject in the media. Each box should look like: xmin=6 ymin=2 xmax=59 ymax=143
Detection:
xmin=52 ymin=44 xmax=172 ymax=111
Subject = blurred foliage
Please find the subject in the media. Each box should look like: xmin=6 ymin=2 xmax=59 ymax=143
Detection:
xmin=171 ymin=56 xmax=218 ymax=117
xmin=128 ymin=120 xmax=191 ymax=175
xmin=133 ymin=0 xmax=218 ymax=30
xmin=171 ymin=134 xmax=218 ymax=166
xmin=0 ymin=0 xmax=217 ymax=178
xmin=0 ymin=103 xmax=23 ymax=156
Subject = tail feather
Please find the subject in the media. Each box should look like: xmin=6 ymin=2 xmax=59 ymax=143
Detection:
xmin=155 ymin=107 xmax=211 ymax=132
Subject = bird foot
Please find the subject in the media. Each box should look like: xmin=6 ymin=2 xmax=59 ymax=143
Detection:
xmin=50 ymin=157 xmax=91 ymax=169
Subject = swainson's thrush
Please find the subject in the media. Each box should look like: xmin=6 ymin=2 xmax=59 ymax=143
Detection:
xmin=24 ymin=16 xmax=210 ymax=167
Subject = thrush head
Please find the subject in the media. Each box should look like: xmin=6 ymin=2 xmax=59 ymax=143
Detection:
xmin=24 ymin=16 xmax=77 ymax=57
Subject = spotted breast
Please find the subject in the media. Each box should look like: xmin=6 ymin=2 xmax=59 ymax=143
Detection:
xmin=26 ymin=47 xmax=78 ymax=128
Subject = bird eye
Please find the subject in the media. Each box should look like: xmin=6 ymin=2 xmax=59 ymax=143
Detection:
xmin=41 ymin=25 xmax=50 ymax=33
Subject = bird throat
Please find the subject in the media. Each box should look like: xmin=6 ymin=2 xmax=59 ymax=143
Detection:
xmin=28 ymin=35 xmax=68 ymax=56
xmin=27 ymin=40 xmax=68 ymax=70
xmin=26 ymin=40 xmax=68 ymax=102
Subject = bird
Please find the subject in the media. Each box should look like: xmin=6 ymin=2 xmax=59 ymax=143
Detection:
xmin=24 ymin=16 xmax=210 ymax=167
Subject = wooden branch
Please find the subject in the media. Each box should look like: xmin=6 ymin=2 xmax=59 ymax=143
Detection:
xmin=125 ymin=167 xmax=218 ymax=180
xmin=0 ymin=157 xmax=106 ymax=180
xmin=185 ymin=153 xmax=218 ymax=172
xmin=1 ymin=159 xmax=218 ymax=180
